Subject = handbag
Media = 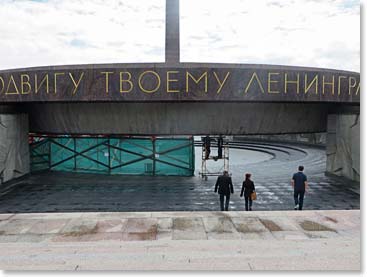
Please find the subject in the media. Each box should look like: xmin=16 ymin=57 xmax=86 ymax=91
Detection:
xmin=251 ymin=191 xmax=257 ymax=201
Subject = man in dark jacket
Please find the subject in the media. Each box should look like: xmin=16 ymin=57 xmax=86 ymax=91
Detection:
xmin=214 ymin=171 xmax=234 ymax=211
xmin=291 ymin=165 xmax=308 ymax=210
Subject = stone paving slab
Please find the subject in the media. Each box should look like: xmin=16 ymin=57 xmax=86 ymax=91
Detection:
xmin=172 ymin=217 xmax=207 ymax=240
xmin=258 ymin=216 xmax=300 ymax=231
xmin=203 ymin=216 xmax=241 ymax=240
xmin=123 ymin=218 xmax=158 ymax=241
xmin=0 ymin=210 xmax=360 ymax=270
xmin=157 ymin=218 xmax=173 ymax=241
xmin=96 ymin=219 xmax=126 ymax=233
xmin=27 ymin=219 xmax=70 ymax=234
xmin=0 ymin=214 xmax=13 ymax=221
xmin=0 ymin=219 xmax=38 ymax=235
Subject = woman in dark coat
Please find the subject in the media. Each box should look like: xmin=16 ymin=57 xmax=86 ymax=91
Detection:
xmin=240 ymin=173 xmax=255 ymax=211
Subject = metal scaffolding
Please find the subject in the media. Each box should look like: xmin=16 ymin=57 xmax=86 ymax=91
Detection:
xmin=199 ymin=136 xmax=230 ymax=180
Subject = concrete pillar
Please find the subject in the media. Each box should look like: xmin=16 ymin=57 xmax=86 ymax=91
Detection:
xmin=0 ymin=113 xmax=30 ymax=184
xmin=326 ymin=113 xmax=360 ymax=181
xmin=165 ymin=0 xmax=180 ymax=64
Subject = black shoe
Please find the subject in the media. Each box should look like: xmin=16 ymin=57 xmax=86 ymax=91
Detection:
xmin=249 ymin=207 xmax=252 ymax=211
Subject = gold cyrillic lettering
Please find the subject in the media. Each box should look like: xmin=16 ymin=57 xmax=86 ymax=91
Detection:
xmin=349 ymin=77 xmax=357 ymax=95
xmin=69 ymin=72 xmax=84 ymax=95
xmin=166 ymin=71 xmax=179 ymax=93
xmin=186 ymin=71 xmax=208 ymax=93
xmin=20 ymin=74 xmax=31 ymax=94
xmin=54 ymin=72 xmax=65 ymax=94
xmin=119 ymin=71 xmax=133 ymax=93
xmin=213 ymin=71 xmax=230 ymax=94
xmin=0 ymin=76 xmax=4 ymax=94
xmin=356 ymin=82 xmax=360 ymax=95
xmin=268 ymin=72 xmax=280 ymax=94
xmin=322 ymin=75 xmax=335 ymax=95
xmin=284 ymin=73 xmax=299 ymax=94
xmin=244 ymin=72 xmax=265 ymax=93
xmin=6 ymin=75 xmax=19 ymax=95
xmin=35 ymin=74 xmax=49 ymax=94
xmin=337 ymin=76 xmax=347 ymax=95
xmin=101 ymin=71 xmax=114 ymax=94
xmin=304 ymin=74 xmax=318 ymax=94
xmin=138 ymin=71 xmax=161 ymax=94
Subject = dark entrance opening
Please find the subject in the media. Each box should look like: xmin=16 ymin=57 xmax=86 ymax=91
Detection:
xmin=0 ymin=135 xmax=359 ymax=213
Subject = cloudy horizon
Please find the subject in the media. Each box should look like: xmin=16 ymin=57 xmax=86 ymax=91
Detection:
xmin=0 ymin=0 xmax=360 ymax=72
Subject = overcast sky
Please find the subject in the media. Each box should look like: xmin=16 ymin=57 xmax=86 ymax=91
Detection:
xmin=0 ymin=0 xmax=360 ymax=72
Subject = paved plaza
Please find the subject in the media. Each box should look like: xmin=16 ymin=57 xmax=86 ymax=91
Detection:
xmin=0 ymin=210 xmax=360 ymax=270
xmin=0 ymin=141 xmax=360 ymax=213
xmin=0 ymin=141 xmax=361 ymax=271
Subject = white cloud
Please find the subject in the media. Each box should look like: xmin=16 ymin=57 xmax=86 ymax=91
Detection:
xmin=0 ymin=0 xmax=165 ymax=69
xmin=0 ymin=0 xmax=360 ymax=72
xmin=181 ymin=0 xmax=360 ymax=72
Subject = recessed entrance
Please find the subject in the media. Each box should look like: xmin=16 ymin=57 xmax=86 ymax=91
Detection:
xmin=0 ymin=136 xmax=359 ymax=213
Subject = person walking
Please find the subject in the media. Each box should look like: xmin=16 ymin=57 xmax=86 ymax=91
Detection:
xmin=214 ymin=171 xmax=234 ymax=211
xmin=217 ymin=135 xmax=223 ymax=159
xmin=203 ymin=135 xmax=211 ymax=160
xmin=240 ymin=173 xmax=255 ymax=211
xmin=291 ymin=165 xmax=308 ymax=210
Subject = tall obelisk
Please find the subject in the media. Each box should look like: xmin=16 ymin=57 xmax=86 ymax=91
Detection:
xmin=165 ymin=0 xmax=180 ymax=64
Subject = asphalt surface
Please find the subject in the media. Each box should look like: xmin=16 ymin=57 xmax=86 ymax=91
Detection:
xmin=0 ymin=141 xmax=360 ymax=213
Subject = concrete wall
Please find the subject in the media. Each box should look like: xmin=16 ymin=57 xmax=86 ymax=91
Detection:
xmin=26 ymin=102 xmax=330 ymax=135
xmin=0 ymin=113 xmax=30 ymax=184
xmin=326 ymin=114 xmax=360 ymax=181
xmin=238 ymin=133 xmax=326 ymax=146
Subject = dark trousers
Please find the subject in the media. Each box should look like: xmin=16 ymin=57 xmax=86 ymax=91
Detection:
xmin=219 ymin=194 xmax=230 ymax=211
xmin=245 ymin=196 xmax=253 ymax=211
xmin=294 ymin=190 xmax=305 ymax=210
xmin=218 ymin=147 xmax=222 ymax=159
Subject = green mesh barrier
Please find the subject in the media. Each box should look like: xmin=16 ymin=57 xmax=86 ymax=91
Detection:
xmin=109 ymin=138 xmax=154 ymax=175
xmin=75 ymin=138 xmax=109 ymax=173
xmin=30 ymin=138 xmax=50 ymax=172
xmin=30 ymin=136 xmax=194 ymax=176
xmin=50 ymin=137 xmax=77 ymax=172
xmin=155 ymin=139 xmax=195 ymax=176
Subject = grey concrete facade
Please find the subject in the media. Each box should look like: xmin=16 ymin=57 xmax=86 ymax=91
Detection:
xmin=239 ymin=133 xmax=327 ymax=146
xmin=25 ymin=102 xmax=330 ymax=135
xmin=0 ymin=113 xmax=29 ymax=184
xmin=326 ymin=113 xmax=360 ymax=181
